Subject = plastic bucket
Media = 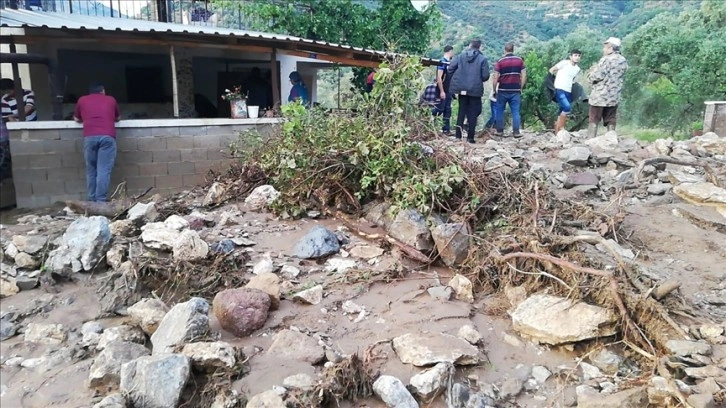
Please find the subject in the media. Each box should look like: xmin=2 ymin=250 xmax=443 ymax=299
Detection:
xmin=248 ymin=106 xmax=260 ymax=119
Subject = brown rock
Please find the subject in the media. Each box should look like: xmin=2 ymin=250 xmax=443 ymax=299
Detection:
xmin=212 ymin=288 xmax=271 ymax=337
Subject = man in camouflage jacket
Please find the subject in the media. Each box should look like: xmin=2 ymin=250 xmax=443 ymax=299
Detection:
xmin=587 ymin=37 xmax=628 ymax=138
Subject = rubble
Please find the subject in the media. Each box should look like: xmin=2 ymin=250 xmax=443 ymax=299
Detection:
xmin=151 ymin=297 xmax=209 ymax=353
xmin=120 ymin=354 xmax=191 ymax=408
xmin=45 ymin=216 xmax=112 ymax=273
xmin=97 ymin=325 xmax=146 ymax=351
xmin=392 ymin=332 xmax=479 ymax=366
xmin=180 ymin=341 xmax=237 ymax=370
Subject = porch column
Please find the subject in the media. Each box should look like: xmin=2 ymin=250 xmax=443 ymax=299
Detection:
xmin=278 ymin=54 xmax=298 ymax=105
xmin=170 ymin=46 xmax=195 ymax=118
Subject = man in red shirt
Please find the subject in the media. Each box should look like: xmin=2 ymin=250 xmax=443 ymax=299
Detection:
xmin=492 ymin=43 xmax=527 ymax=138
xmin=73 ymin=83 xmax=120 ymax=202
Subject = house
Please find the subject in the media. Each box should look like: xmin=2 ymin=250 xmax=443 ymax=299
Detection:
xmin=0 ymin=9 xmax=436 ymax=208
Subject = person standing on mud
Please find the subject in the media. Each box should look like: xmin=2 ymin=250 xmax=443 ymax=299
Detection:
xmin=492 ymin=43 xmax=526 ymax=138
xmin=73 ymin=83 xmax=121 ymax=202
xmin=550 ymin=49 xmax=582 ymax=134
xmin=433 ymin=45 xmax=455 ymax=134
xmin=447 ymin=39 xmax=490 ymax=144
xmin=587 ymin=37 xmax=628 ymax=138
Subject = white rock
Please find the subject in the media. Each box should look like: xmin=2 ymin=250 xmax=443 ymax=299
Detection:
xmin=163 ymin=215 xmax=189 ymax=230
xmin=700 ymin=324 xmax=724 ymax=340
xmin=253 ymin=253 xmax=274 ymax=275
xmin=581 ymin=362 xmax=604 ymax=380
xmin=105 ymin=244 xmax=125 ymax=270
xmin=392 ymin=332 xmax=479 ymax=366
xmin=151 ymin=297 xmax=209 ymax=354
xmin=97 ymin=325 xmax=146 ymax=351
xmin=324 ymin=258 xmax=357 ymax=274
xmin=88 ymin=341 xmax=150 ymax=388
xmin=552 ymin=130 xmax=572 ymax=145
xmin=532 ymin=366 xmax=552 ymax=383
xmin=45 ymin=216 xmax=112 ymax=273
xmin=24 ymin=323 xmax=67 ymax=345
xmin=342 ymin=300 xmax=364 ymax=314
xmin=282 ymin=373 xmax=315 ymax=390
xmin=4 ymin=243 xmax=19 ymax=259
xmin=665 ymin=340 xmax=711 ymax=357
xmin=349 ymin=245 xmax=385 ymax=259
xmin=13 ymin=252 xmax=39 ymax=269
xmin=448 ymin=274 xmax=474 ymax=303
xmin=457 ymin=325 xmax=482 ymax=344
xmin=0 ymin=277 xmax=19 ymax=297
xmin=11 ymin=235 xmax=47 ymax=255
xmin=92 ymin=393 xmax=127 ymax=408
xmin=559 ymin=146 xmax=592 ymax=166
xmin=172 ymin=230 xmax=209 ymax=262
xmin=80 ymin=321 xmax=104 ymax=348
xmin=245 ymin=185 xmax=280 ymax=211
xmin=266 ymin=329 xmax=325 ymax=364
xmin=373 ymin=375 xmax=419 ymax=408
xmin=245 ymin=390 xmax=285 ymax=408
xmin=203 ymin=182 xmax=227 ymax=206
xmin=181 ymin=341 xmax=237 ymax=370
xmin=409 ymin=362 xmax=453 ymax=399
xmin=120 ymin=354 xmax=191 ymax=408
xmin=292 ymin=284 xmax=323 ymax=305
xmin=140 ymin=226 xmax=181 ymax=251
xmin=595 ymin=239 xmax=635 ymax=260
xmin=584 ymin=130 xmax=619 ymax=150
xmin=126 ymin=202 xmax=158 ymax=224
xmin=127 ymin=298 xmax=169 ymax=335
xmin=280 ymin=265 xmax=301 ymax=279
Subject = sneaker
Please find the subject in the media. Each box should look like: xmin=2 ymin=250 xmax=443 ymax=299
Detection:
xmin=512 ymin=132 xmax=523 ymax=138
xmin=494 ymin=131 xmax=504 ymax=137
xmin=467 ymin=139 xmax=475 ymax=144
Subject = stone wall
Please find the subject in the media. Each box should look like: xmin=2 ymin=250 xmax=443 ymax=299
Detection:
xmin=704 ymin=102 xmax=726 ymax=135
xmin=7 ymin=119 xmax=277 ymax=208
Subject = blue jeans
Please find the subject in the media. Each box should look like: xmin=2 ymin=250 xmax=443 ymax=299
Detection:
xmin=555 ymin=89 xmax=573 ymax=114
xmin=84 ymin=136 xmax=117 ymax=202
xmin=495 ymin=91 xmax=521 ymax=133
xmin=484 ymin=100 xmax=497 ymax=128
xmin=433 ymin=94 xmax=453 ymax=132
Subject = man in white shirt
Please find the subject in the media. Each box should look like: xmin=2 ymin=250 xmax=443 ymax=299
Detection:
xmin=549 ymin=49 xmax=581 ymax=133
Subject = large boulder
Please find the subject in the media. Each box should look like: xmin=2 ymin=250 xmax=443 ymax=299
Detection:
xmin=45 ymin=216 xmax=112 ymax=273
xmin=120 ymin=354 xmax=191 ymax=408
xmin=213 ymin=288 xmax=271 ymax=337
xmin=511 ymin=294 xmax=618 ymax=345
xmin=392 ymin=332 xmax=479 ymax=366
xmin=266 ymin=329 xmax=325 ymax=364
xmin=150 ymin=297 xmax=209 ymax=354
xmin=431 ymin=223 xmax=469 ymax=266
xmin=293 ymin=226 xmax=341 ymax=259
xmin=388 ymin=209 xmax=433 ymax=251
xmin=88 ymin=341 xmax=150 ymax=388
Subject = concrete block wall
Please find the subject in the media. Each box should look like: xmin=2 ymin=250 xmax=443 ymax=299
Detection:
xmin=704 ymin=102 xmax=726 ymax=135
xmin=7 ymin=119 xmax=276 ymax=208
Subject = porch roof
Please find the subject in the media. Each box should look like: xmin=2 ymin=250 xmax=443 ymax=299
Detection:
xmin=0 ymin=9 xmax=438 ymax=68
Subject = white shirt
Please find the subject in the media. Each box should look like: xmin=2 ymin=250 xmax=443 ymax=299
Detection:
xmin=553 ymin=60 xmax=581 ymax=93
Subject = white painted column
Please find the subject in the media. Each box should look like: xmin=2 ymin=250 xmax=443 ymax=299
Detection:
xmin=278 ymin=54 xmax=298 ymax=105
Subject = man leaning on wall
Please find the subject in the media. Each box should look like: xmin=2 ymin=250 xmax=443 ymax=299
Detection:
xmin=73 ymin=83 xmax=121 ymax=202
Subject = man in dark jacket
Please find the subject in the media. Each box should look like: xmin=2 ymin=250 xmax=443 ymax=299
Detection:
xmin=447 ymin=39 xmax=490 ymax=143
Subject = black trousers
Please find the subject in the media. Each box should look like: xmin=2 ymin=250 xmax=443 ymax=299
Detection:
xmin=455 ymin=95 xmax=482 ymax=141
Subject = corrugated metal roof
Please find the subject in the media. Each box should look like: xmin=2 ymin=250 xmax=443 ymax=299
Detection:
xmin=0 ymin=9 xmax=433 ymax=63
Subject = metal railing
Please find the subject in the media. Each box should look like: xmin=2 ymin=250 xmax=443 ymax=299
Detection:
xmin=0 ymin=0 xmax=262 ymax=30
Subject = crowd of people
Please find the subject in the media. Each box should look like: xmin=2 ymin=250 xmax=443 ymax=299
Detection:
xmin=424 ymin=36 xmax=628 ymax=143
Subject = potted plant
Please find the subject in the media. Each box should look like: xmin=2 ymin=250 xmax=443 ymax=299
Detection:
xmin=221 ymin=86 xmax=249 ymax=118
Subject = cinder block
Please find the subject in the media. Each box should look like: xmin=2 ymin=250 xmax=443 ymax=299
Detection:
xmin=138 ymin=162 xmax=168 ymax=176
xmin=32 ymin=180 xmax=66 ymax=196
xmin=206 ymin=125 xmax=238 ymax=136
xmin=194 ymin=160 xmax=217 ymax=174
xmin=114 ymin=164 xmax=140 ymax=178
xmin=59 ymin=129 xmax=81 ymax=140
xmin=137 ymin=137 xmax=166 ymax=151
xmin=155 ymin=175 xmax=183 ymax=189
xmin=42 ymin=140 xmax=80 ymax=154
xmin=193 ymin=134 xmax=220 ymax=148
xmin=12 ymin=182 xmax=32 ymax=197
xmin=7 ymin=140 xmax=45 ymax=155
xmin=16 ymin=195 xmax=51 ymax=208
xmin=124 ymin=176 xmax=156 ymax=191
xmin=180 ymin=148 xmax=208 ymax=161
xmin=207 ymin=148 xmax=231 ymax=160
xmin=152 ymin=150 xmax=181 ymax=163
xmin=11 ymin=168 xmax=47 ymax=183
xmin=180 ymin=126 xmax=206 ymax=136
xmin=23 ymin=129 xmax=60 ymax=141
xmin=118 ymin=151 xmax=153 ymax=164
xmin=167 ymin=161 xmax=196 ymax=176
xmin=61 ymin=153 xmax=85 ymax=168
xmin=149 ymin=127 xmax=181 ymax=137
xmin=50 ymin=193 xmax=85 ymax=204
xmin=46 ymin=167 xmax=82 ymax=181
xmin=182 ymin=174 xmax=205 ymax=187
xmin=29 ymin=154 xmax=63 ymax=168
xmin=116 ymin=138 xmax=138 ymax=152
xmin=121 ymin=128 xmax=152 ymax=138
xmin=218 ymin=134 xmax=238 ymax=148
xmin=65 ymin=179 xmax=87 ymax=194
xmin=165 ymin=137 xmax=195 ymax=150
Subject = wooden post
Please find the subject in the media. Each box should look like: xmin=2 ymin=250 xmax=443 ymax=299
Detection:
xmin=9 ymin=39 xmax=26 ymax=122
xmin=270 ymin=48 xmax=280 ymax=109
xmin=170 ymin=45 xmax=179 ymax=118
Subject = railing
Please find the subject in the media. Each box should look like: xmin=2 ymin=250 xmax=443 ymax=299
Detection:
xmin=0 ymin=0 xmax=262 ymax=30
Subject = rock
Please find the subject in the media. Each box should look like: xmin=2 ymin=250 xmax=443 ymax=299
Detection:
xmin=647 ymin=183 xmax=671 ymax=195
xmin=590 ymin=348 xmax=623 ymax=374
xmin=163 ymin=215 xmax=189 ymax=230
xmin=127 ymin=298 xmax=169 ymax=335
xmin=45 ymin=216 xmax=112 ymax=273
xmin=24 ymin=323 xmax=67 ymax=345
xmin=448 ymin=274 xmax=474 ymax=303
xmin=553 ymin=130 xmax=572 ymax=145
xmin=673 ymin=182 xmax=726 ymax=212
xmin=213 ymin=288 xmax=270 ymax=337
xmin=532 ymin=366 xmax=552 ymax=383
xmin=580 ymin=362 xmax=604 ymax=380
xmin=211 ymin=390 xmax=242 ymax=408
xmin=109 ymin=219 xmax=135 ymax=237
xmin=349 ymin=245 xmax=385 ymax=259
xmin=500 ymin=377 xmax=523 ymax=399
xmin=172 ymin=229 xmax=209 ymax=261
xmin=203 ymin=182 xmax=227 ymax=206
xmin=559 ymin=146 xmax=592 ymax=166
xmin=431 ymin=223 xmax=470 ymax=266
xmin=245 ymin=390 xmax=285 ymax=408
xmin=373 ymin=375 xmax=418 ymax=408
xmin=687 ymin=394 xmax=716 ymax=408
xmin=105 ymin=244 xmax=125 ymax=270
xmin=388 ymin=209 xmax=434 ymax=251
xmin=409 ymin=362 xmax=453 ymax=399
xmin=342 ymin=300 xmax=364 ymax=314
xmin=595 ymin=239 xmax=635 ymax=260
xmin=4 ymin=243 xmax=19 ymax=259
xmin=181 ymin=341 xmax=237 ymax=371
xmin=564 ymin=172 xmax=599 ymax=189
xmin=392 ymin=332 xmax=479 ymax=366
xmin=15 ymin=274 xmax=38 ymax=291
xmin=365 ymin=201 xmax=395 ymax=228
xmin=253 ymin=253 xmax=275 ymax=275
xmin=685 ymin=365 xmax=726 ymax=379
xmin=665 ymin=340 xmax=711 ymax=357
xmin=283 ymin=373 xmax=315 ymax=390
xmin=692 ymin=132 xmax=726 ymax=155
xmin=584 ymin=130 xmax=619 ymax=150
xmin=0 ymin=317 xmax=18 ymax=340
xmin=292 ymin=284 xmax=324 ymax=305
xmin=92 ymin=393 xmax=127 ymax=408
xmin=576 ymin=385 xmax=648 ymax=408
xmin=97 ymin=261 xmax=139 ymax=315
xmin=244 ymin=185 xmax=279 ymax=210
xmin=140 ymin=223 xmax=184 ymax=251
xmin=457 ymin=325 xmax=481 ymax=345
xmin=12 ymin=235 xmax=47 ymax=255
xmin=510 ymin=294 xmax=617 ymax=345
xmin=293 ymin=226 xmax=341 ymax=259
xmin=324 ymin=258 xmax=357 ymax=274
xmin=266 ymin=329 xmax=325 ymax=364
xmin=280 ymin=265 xmax=301 ymax=279
xmin=120 ymin=354 xmax=191 ymax=408
xmin=0 ymin=276 xmax=19 ymax=297
xmin=151 ymin=297 xmax=209 ymax=354
xmin=427 ymin=285 xmax=453 ymax=301
xmin=693 ymin=378 xmax=721 ymax=395
xmin=700 ymin=324 xmax=724 ymax=340
xmin=14 ymin=252 xmax=40 ymax=269
xmin=88 ymin=341 xmax=150 ymax=388
xmin=502 ymin=332 xmax=524 ymax=348
xmin=126 ymin=202 xmax=158 ymax=225
xmin=648 ymin=376 xmax=675 ymax=406
xmin=245 ymin=273 xmax=281 ymax=310
xmin=97 ymin=325 xmax=146 ymax=351
xmin=212 ymin=239 xmax=236 ymax=254
xmin=80 ymin=321 xmax=104 ymax=348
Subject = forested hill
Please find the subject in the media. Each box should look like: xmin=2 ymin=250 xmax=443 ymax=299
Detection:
xmin=430 ymin=0 xmax=701 ymax=56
